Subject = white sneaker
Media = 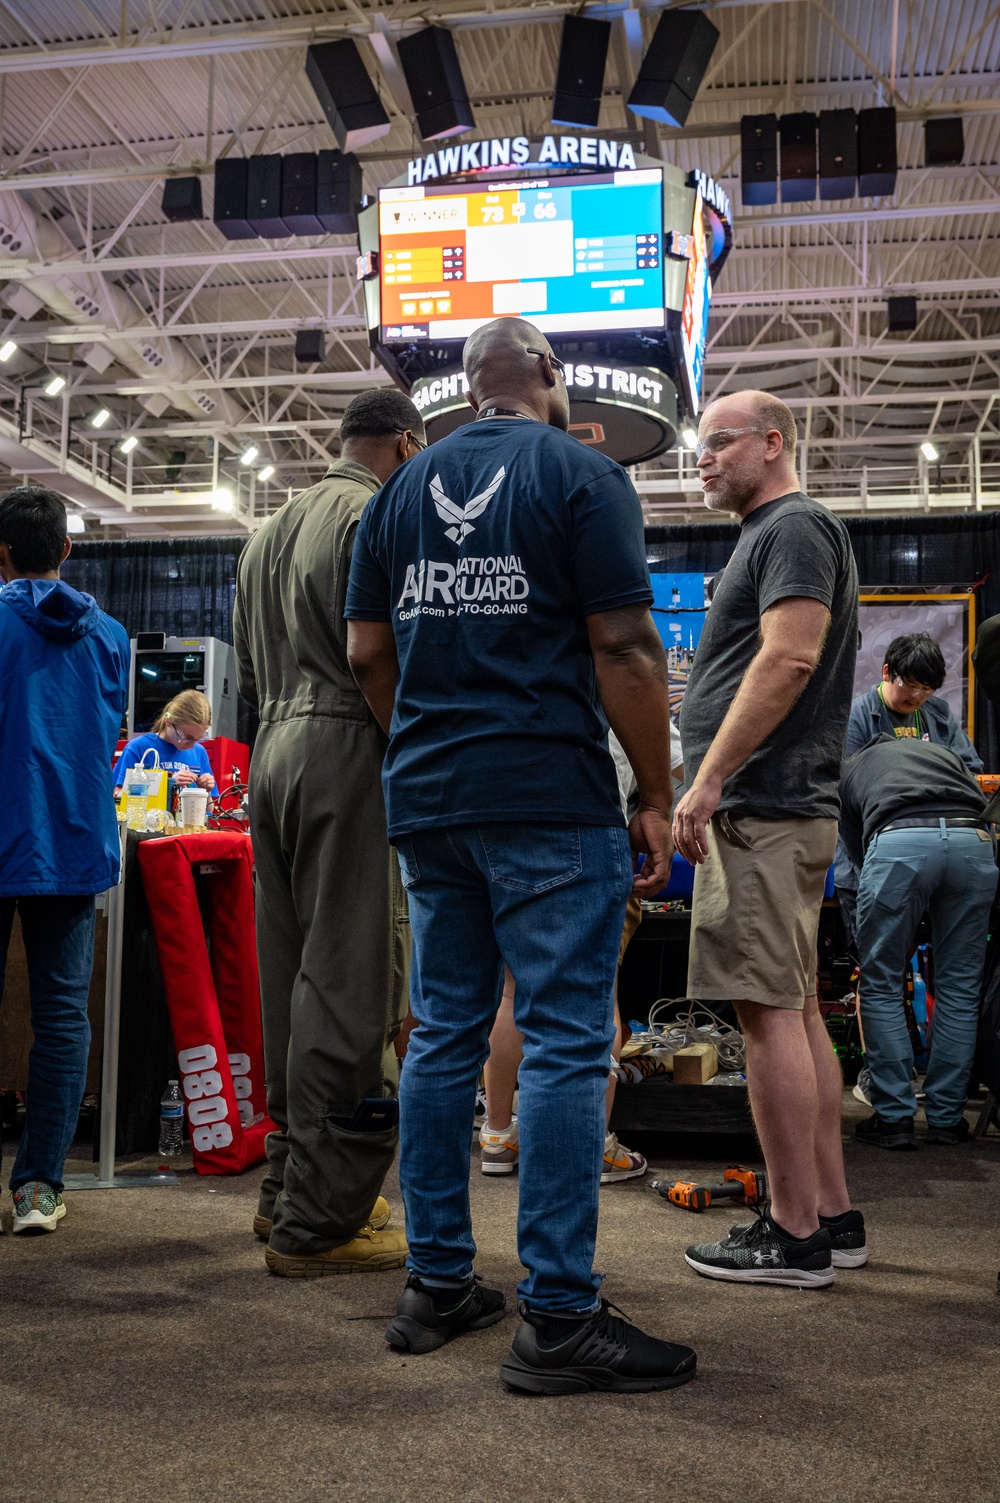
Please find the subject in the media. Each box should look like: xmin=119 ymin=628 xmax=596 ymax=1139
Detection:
xmin=479 ymin=1118 xmax=519 ymax=1175
xmin=602 ymin=1132 xmax=647 ymax=1184
xmin=852 ymin=1067 xmax=872 ymax=1106
xmin=12 ymin=1181 xmax=66 ymax=1234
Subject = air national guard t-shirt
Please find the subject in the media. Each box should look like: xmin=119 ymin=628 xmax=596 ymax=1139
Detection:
xmin=344 ymin=416 xmax=653 ymax=840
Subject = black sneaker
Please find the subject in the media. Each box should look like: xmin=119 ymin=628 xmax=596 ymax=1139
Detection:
xmin=729 ymin=1208 xmax=868 ymax=1270
xmin=685 ymin=1210 xmax=834 ymax=1288
xmin=819 ymin=1208 xmax=868 ymax=1268
xmin=855 ymin=1113 xmax=917 ymax=1150
xmin=500 ymin=1301 xmax=696 ymax=1395
xmin=926 ymin=1117 xmax=971 ymax=1146
xmin=385 ymin=1274 xmax=506 ymax=1354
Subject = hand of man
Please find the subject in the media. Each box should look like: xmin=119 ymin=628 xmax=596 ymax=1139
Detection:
xmin=629 ymin=805 xmax=674 ymax=894
xmin=196 ymin=772 xmax=215 ymax=790
xmin=672 ymin=774 xmax=723 ymax=865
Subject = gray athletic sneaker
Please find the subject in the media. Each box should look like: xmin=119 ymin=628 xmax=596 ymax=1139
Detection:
xmin=13 ymin=1181 xmax=66 ymax=1234
xmin=685 ymin=1209 xmax=834 ymax=1288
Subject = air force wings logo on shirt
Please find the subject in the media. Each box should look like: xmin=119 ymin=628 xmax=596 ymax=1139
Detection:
xmin=430 ymin=467 xmax=505 ymax=544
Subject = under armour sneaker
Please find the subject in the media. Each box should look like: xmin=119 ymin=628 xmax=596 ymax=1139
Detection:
xmin=386 ymin=1274 xmax=507 ymax=1354
xmin=480 ymin=1118 xmax=519 ymax=1175
xmin=926 ymin=1116 xmax=972 ymax=1146
xmin=500 ymin=1300 xmax=697 ymax=1395
xmin=253 ymin=1194 xmax=391 ymax=1240
xmin=12 ymin=1181 xmax=66 ymax=1235
xmin=852 ymin=1067 xmax=872 ymax=1106
xmin=727 ymin=1207 xmax=868 ymax=1269
xmin=855 ymin=1113 xmax=917 ymax=1150
xmin=601 ymin=1131 xmax=647 ymax=1184
xmin=685 ymin=1209 xmax=834 ymax=1288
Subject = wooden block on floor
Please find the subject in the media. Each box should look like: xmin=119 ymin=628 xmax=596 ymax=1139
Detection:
xmin=672 ymin=1041 xmax=718 ymax=1084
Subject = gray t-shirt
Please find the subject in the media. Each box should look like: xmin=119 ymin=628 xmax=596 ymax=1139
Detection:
xmin=680 ymin=492 xmax=858 ymax=820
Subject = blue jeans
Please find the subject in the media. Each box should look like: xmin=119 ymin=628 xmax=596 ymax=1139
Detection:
xmin=0 ymin=896 xmax=96 ymax=1193
xmin=395 ymin=822 xmax=632 ymax=1312
xmin=857 ymin=825 xmax=998 ymax=1125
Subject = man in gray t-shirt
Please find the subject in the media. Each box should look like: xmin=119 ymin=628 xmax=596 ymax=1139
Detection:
xmin=674 ymin=390 xmax=863 ymax=1292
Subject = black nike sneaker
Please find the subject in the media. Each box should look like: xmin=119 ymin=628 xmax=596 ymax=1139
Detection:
xmin=500 ymin=1301 xmax=696 ymax=1395
xmin=685 ymin=1209 xmax=834 ymax=1288
xmin=385 ymin=1274 xmax=506 ymax=1354
xmin=729 ymin=1207 xmax=868 ymax=1270
xmin=855 ymin=1113 xmax=917 ymax=1150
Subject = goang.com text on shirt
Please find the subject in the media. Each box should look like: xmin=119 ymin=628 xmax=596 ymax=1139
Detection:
xmin=396 ymin=555 xmax=530 ymax=619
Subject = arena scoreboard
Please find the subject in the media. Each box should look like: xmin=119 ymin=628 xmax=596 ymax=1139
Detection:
xmin=378 ymin=169 xmax=666 ymax=343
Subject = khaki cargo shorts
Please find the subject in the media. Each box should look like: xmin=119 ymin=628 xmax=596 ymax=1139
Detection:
xmin=687 ymin=813 xmax=838 ymax=1009
xmin=619 ymin=891 xmax=643 ymax=966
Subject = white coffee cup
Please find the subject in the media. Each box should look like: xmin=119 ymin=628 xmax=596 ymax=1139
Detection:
xmin=179 ymin=786 xmax=209 ymax=830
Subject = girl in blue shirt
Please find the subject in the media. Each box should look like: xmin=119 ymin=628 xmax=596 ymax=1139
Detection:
xmin=112 ymin=688 xmax=219 ymax=801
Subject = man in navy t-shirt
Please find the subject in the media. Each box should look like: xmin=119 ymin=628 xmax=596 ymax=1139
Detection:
xmin=346 ymin=316 xmax=695 ymax=1395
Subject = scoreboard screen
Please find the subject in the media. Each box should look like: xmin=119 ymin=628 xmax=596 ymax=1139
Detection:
xmin=378 ymin=168 xmax=665 ymax=342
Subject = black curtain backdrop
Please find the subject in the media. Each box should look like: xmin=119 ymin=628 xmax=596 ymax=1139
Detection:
xmin=61 ymin=536 xmax=256 ymax=742
xmin=62 ymin=516 xmax=1000 ymax=766
xmin=646 ymin=511 xmax=1000 ymax=767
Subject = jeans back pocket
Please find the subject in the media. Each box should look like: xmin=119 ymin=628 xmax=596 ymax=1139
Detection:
xmin=479 ymin=824 xmax=583 ymax=894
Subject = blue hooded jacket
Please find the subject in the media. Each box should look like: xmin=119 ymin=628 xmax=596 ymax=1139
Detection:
xmin=0 ymin=578 xmax=130 ymax=896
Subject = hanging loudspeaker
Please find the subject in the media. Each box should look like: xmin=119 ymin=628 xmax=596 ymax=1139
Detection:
xmin=397 ymin=26 xmax=475 ymax=141
xmin=162 ymin=177 xmax=203 ymax=223
xmin=924 ymin=117 xmax=964 ymax=167
xmin=779 ymin=112 xmax=817 ymax=202
xmin=552 ymin=15 xmax=612 ymax=129
xmin=627 ymin=9 xmax=720 ymax=129
xmin=819 ymin=109 xmax=857 ymax=199
xmin=213 ymin=159 xmax=255 ymax=241
xmin=306 ymin=40 xmax=392 ymax=152
xmin=741 ymin=114 xmax=777 ymax=206
xmin=858 ymin=106 xmax=897 ymax=196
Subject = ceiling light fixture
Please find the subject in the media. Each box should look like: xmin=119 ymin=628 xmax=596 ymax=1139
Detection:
xmin=240 ymin=445 xmax=259 ymax=466
xmin=211 ymin=486 xmax=234 ymax=512
xmin=681 ymin=427 xmax=698 ymax=449
xmin=0 ymin=339 xmax=17 ymax=362
xmin=66 ymin=513 xmax=86 ymax=534
xmin=919 ymin=441 xmax=939 ymax=462
xmin=44 ymin=374 xmax=66 ymax=396
xmin=120 ymin=435 xmax=139 ymax=454
xmin=91 ymin=408 xmax=111 ymax=429
xmin=257 ymin=465 xmax=274 ymax=482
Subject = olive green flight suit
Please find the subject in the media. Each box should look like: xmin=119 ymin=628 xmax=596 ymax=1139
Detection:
xmin=233 ymin=460 xmax=408 ymax=1256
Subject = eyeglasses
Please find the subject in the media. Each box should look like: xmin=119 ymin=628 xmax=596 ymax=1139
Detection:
xmin=894 ymin=676 xmax=935 ymax=698
xmin=527 ymin=349 xmax=566 ymax=377
xmin=694 ymin=427 xmax=765 ymax=461
xmin=398 ymin=429 xmax=426 ymax=451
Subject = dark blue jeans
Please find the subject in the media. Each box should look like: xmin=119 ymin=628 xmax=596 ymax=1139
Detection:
xmin=395 ymin=822 xmax=632 ymax=1312
xmin=0 ymin=895 xmax=96 ymax=1193
xmin=857 ymin=825 xmax=998 ymax=1125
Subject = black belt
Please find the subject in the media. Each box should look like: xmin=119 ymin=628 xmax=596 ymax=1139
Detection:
xmin=877 ymin=816 xmax=989 ymax=835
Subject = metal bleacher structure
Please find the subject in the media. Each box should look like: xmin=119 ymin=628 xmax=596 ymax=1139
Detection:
xmin=0 ymin=0 xmax=997 ymax=536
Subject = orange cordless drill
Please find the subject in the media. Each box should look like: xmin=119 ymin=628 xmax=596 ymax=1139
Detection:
xmin=652 ymin=1165 xmax=767 ymax=1213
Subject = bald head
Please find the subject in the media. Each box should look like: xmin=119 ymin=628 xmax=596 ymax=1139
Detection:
xmin=696 ymin=388 xmax=800 ymax=518
xmin=462 ymin=317 xmax=570 ymax=430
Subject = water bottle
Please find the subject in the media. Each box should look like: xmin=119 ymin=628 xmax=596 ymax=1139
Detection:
xmin=158 ymin=1079 xmax=184 ymax=1156
xmin=125 ymin=774 xmax=149 ymax=833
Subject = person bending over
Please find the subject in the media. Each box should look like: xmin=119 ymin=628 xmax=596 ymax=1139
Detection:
xmin=841 ymin=736 xmax=997 ymax=1150
xmin=347 ymin=317 xmax=696 ymax=1395
xmin=674 ymin=390 xmax=863 ymax=1290
xmin=834 ymin=633 xmax=981 ymax=947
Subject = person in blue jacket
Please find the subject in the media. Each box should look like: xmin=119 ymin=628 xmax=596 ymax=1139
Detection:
xmin=112 ymin=688 xmax=219 ymax=804
xmin=834 ymin=632 xmax=982 ymax=944
xmin=0 ymin=486 xmax=130 ymax=1235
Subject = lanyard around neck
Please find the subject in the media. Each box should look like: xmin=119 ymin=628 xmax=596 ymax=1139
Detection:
xmin=878 ymin=681 xmax=921 ymax=736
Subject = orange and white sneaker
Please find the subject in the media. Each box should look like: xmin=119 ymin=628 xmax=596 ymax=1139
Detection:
xmin=479 ymin=1118 xmax=519 ymax=1175
xmin=601 ymin=1131 xmax=647 ymax=1184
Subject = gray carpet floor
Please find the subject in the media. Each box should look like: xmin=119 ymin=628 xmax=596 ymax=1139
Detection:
xmin=2 ymin=1092 xmax=999 ymax=1503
